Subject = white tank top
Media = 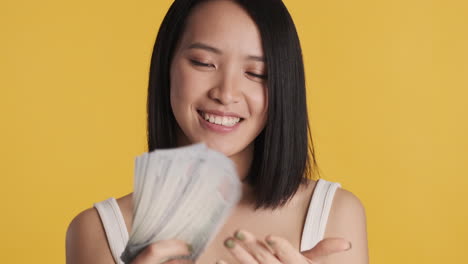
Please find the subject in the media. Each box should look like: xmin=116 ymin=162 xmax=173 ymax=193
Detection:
xmin=94 ymin=179 xmax=341 ymax=264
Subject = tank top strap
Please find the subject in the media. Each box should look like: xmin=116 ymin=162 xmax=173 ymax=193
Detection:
xmin=300 ymin=179 xmax=342 ymax=252
xmin=94 ymin=197 xmax=129 ymax=264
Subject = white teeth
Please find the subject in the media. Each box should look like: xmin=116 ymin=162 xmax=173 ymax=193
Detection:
xmin=201 ymin=111 xmax=241 ymax=127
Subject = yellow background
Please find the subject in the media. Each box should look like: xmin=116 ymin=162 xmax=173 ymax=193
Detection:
xmin=1 ymin=0 xmax=467 ymax=263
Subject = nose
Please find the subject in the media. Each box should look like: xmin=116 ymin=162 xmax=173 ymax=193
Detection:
xmin=208 ymin=70 xmax=241 ymax=105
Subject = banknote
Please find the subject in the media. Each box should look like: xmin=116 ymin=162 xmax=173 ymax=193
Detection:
xmin=120 ymin=143 xmax=242 ymax=263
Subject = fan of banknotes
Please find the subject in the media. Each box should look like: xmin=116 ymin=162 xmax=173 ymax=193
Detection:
xmin=120 ymin=143 xmax=242 ymax=263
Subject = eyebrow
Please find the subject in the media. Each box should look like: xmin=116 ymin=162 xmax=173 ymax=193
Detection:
xmin=187 ymin=42 xmax=265 ymax=62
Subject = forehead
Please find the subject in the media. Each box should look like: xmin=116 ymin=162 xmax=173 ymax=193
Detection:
xmin=179 ymin=0 xmax=264 ymax=55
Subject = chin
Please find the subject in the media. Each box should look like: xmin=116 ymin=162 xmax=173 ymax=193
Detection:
xmin=204 ymin=141 xmax=235 ymax=157
xmin=203 ymin=139 xmax=253 ymax=159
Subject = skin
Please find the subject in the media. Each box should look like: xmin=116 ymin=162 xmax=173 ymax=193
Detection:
xmin=65 ymin=1 xmax=369 ymax=264
xmin=169 ymin=0 xmax=268 ymax=185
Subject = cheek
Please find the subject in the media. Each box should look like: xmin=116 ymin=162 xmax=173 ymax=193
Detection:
xmin=170 ymin=60 xmax=210 ymax=101
xmin=170 ymin=63 xmax=197 ymax=108
xmin=170 ymin=65 xmax=186 ymax=102
xmin=248 ymin=86 xmax=268 ymax=117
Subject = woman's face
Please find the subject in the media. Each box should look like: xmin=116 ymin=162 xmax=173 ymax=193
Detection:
xmin=170 ymin=0 xmax=268 ymax=158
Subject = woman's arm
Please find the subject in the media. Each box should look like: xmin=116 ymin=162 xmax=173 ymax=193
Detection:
xmin=66 ymin=207 xmax=193 ymax=264
xmin=65 ymin=208 xmax=115 ymax=264
xmin=322 ymin=188 xmax=369 ymax=264
xmin=213 ymin=186 xmax=368 ymax=264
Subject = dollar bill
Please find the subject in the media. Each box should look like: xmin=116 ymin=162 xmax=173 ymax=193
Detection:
xmin=120 ymin=143 xmax=242 ymax=263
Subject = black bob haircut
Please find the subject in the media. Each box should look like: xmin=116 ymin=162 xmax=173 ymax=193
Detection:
xmin=147 ymin=0 xmax=320 ymax=209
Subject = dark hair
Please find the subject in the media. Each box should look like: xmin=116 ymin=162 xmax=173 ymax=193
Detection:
xmin=147 ymin=0 xmax=319 ymax=209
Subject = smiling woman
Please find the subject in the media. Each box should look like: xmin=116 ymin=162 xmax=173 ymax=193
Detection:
xmin=168 ymin=0 xmax=269 ymax=180
xmin=66 ymin=0 xmax=369 ymax=264
xmin=149 ymin=0 xmax=312 ymax=210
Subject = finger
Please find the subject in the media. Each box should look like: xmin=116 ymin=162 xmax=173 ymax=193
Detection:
xmin=162 ymin=259 xmax=193 ymax=264
xmin=131 ymin=239 xmax=192 ymax=264
xmin=159 ymin=256 xmax=193 ymax=264
xmin=224 ymin=237 xmax=259 ymax=264
xmin=301 ymin=237 xmax=351 ymax=260
xmin=233 ymin=230 xmax=281 ymax=264
xmin=264 ymin=235 xmax=306 ymax=264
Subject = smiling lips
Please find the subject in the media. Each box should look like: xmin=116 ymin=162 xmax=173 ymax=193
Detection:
xmin=201 ymin=111 xmax=241 ymax=127
xmin=198 ymin=109 xmax=244 ymax=125
xmin=197 ymin=109 xmax=244 ymax=132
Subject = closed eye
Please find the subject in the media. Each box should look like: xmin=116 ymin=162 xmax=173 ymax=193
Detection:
xmin=189 ymin=59 xmax=215 ymax=68
xmin=246 ymin=72 xmax=267 ymax=80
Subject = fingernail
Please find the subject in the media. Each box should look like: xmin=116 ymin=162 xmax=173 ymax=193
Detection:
xmin=234 ymin=230 xmax=245 ymax=241
xmin=224 ymin=238 xmax=235 ymax=249
xmin=266 ymin=236 xmax=275 ymax=246
xmin=216 ymin=260 xmax=227 ymax=264
xmin=346 ymin=242 xmax=352 ymax=251
xmin=159 ymin=256 xmax=190 ymax=264
xmin=187 ymin=243 xmax=193 ymax=253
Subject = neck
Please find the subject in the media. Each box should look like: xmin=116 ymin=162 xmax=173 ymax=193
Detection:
xmin=174 ymin=127 xmax=255 ymax=203
xmin=228 ymin=142 xmax=253 ymax=181
xmin=227 ymin=142 xmax=257 ymax=205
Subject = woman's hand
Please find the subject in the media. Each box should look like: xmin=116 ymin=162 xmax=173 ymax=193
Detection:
xmin=218 ymin=229 xmax=351 ymax=264
xmin=131 ymin=239 xmax=193 ymax=264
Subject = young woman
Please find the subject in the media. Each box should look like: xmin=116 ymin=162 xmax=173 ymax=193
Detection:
xmin=66 ymin=0 xmax=369 ymax=263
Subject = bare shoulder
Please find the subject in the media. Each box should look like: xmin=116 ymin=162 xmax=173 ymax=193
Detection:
xmin=65 ymin=194 xmax=134 ymax=264
xmin=116 ymin=193 xmax=134 ymax=232
xmin=330 ymin=187 xmax=367 ymax=219
xmin=323 ymin=186 xmax=369 ymax=264
xmin=65 ymin=206 xmax=114 ymax=264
